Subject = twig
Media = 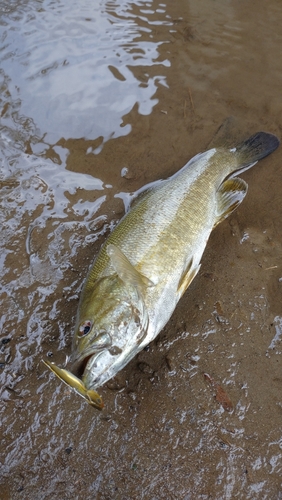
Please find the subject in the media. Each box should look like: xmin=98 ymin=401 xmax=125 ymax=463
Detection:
xmin=188 ymin=87 xmax=195 ymax=114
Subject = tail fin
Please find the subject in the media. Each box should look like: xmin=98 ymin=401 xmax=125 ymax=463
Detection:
xmin=236 ymin=132 xmax=280 ymax=167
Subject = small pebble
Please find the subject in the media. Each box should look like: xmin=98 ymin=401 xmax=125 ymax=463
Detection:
xmin=2 ymin=338 xmax=11 ymax=345
xmin=137 ymin=362 xmax=153 ymax=375
xmin=165 ymin=356 xmax=173 ymax=372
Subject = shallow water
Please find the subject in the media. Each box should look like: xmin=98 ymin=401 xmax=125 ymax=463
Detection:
xmin=1 ymin=0 xmax=282 ymax=498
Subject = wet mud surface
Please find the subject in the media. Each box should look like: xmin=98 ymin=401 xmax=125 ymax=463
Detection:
xmin=1 ymin=0 xmax=282 ymax=498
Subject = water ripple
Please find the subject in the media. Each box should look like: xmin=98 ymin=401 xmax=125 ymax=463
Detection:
xmin=0 ymin=0 xmax=171 ymax=143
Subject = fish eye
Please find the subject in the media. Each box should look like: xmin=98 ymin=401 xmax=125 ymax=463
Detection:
xmin=78 ymin=320 xmax=92 ymax=337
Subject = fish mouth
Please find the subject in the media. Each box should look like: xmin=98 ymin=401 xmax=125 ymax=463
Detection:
xmin=71 ymin=349 xmax=109 ymax=390
xmin=70 ymin=349 xmax=99 ymax=379
xmin=71 ymin=346 xmax=122 ymax=391
xmin=73 ymin=354 xmax=93 ymax=379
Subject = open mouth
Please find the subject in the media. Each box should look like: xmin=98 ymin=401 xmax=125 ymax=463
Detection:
xmin=71 ymin=349 xmax=107 ymax=386
xmin=74 ymin=354 xmax=93 ymax=379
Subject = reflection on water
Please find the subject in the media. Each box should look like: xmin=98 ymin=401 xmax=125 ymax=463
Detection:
xmin=0 ymin=0 xmax=170 ymax=145
xmin=268 ymin=316 xmax=282 ymax=353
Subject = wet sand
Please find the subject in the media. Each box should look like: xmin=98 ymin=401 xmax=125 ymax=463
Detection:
xmin=1 ymin=0 xmax=282 ymax=498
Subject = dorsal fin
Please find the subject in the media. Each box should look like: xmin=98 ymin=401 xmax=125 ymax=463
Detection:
xmin=207 ymin=116 xmax=242 ymax=150
xmin=106 ymin=244 xmax=154 ymax=291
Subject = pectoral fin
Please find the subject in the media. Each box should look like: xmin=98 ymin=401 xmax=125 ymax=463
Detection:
xmin=178 ymin=258 xmax=201 ymax=297
xmin=214 ymin=177 xmax=248 ymax=228
xmin=107 ymin=243 xmax=154 ymax=291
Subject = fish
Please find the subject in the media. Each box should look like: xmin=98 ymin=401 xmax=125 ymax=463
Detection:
xmin=44 ymin=131 xmax=279 ymax=408
xmin=42 ymin=360 xmax=104 ymax=410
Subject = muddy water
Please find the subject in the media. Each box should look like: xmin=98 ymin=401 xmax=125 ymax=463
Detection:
xmin=1 ymin=0 xmax=282 ymax=498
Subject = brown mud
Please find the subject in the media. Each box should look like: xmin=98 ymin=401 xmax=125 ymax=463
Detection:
xmin=1 ymin=0 xmax=282 ymax=498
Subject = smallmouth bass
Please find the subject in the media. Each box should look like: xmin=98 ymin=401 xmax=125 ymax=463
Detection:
xmin=44 ymin=131 xmax=279 ymax=408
